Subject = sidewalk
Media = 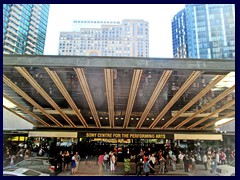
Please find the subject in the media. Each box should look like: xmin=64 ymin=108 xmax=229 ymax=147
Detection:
xmin=58 ymin=160 xmax=215 ymax=176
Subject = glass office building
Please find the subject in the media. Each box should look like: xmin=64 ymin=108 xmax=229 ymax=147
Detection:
xmin=3 ymin=4 xmax=50 ymax=55
xmin=172 ymin=4 xmax=235 ymax=59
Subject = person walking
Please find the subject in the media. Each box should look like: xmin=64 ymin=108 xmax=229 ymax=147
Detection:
xmin=98 ymin=152 xmax=104 ymax=175
xmin=183 ymin=154 xmax=190 ymax=172
xmin=143 ymin=157 xmax=154 ymax=176
xmin=158 ymin=151 xmax=166 ymax=174
xmin=110 ymin=152 xmax=116 ymax=173
xmin=103 ymin=152 xmax=109 ymax=172
xmin=70 ymin=154 xmax=76 ymax=175
xmin=75 ymin=152 xmax=81 ymax=174
xmin=124 ymin=154 xmax=131 ymax=176
xmin=203 ymin=154 xmax=208 ymax=170
xmin=178 ymin=151 xmax=184 ymax=170
xmin=64 ymin=151 xmax=71 ymax=171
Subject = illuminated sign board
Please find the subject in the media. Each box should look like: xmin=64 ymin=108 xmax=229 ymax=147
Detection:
xmin=83 ymin=133 xmax=166 ymax=139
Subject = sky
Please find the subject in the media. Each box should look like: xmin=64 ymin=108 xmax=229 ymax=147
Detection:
xmin=44 ymin=4 xmax=185 ymax=58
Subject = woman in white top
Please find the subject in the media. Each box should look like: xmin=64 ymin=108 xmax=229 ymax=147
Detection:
xmin=149 ymin=154 xmax=156 ymax=174
xmin=110 ymin=153 xmax=116 ymax=173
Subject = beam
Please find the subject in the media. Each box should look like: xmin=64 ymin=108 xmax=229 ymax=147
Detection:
xmin=187 ymin=100 xmax=235 ymax=129
xmin=3 ymin=75 xmax=63 ymax=127
xmin=136 ymin=70 xmax=172 ymax=129
xmin=45 ymin=68 xmax=88 ymax=128
xmin=15 ymin=67 xmax=76 ymax=127
xmin=104 ymin=69 xmax=114 ymax=128
xmin=149 ymin=71 xmax=201 ymax=129
xmin=3 ymin=55 xmax=235 ymax=72
xmin=162 ymin=75 xmax=225 ymax=129
xmin=199 ymin=111 xmax=235 ymax=130
xmin=75 ymin=68 xmax=101 ymax=128
xmin=123 ymin=69 xmax=142 ymax=128
xmin=175 ymin=85 xmax=235 ymax=129
xmin=4 ymin=105 xmax=38 ymax=127
xmin=3 ymin=94 xmax=50 ymax=127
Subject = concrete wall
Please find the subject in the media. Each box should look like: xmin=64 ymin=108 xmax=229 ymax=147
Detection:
xmin=3 ymin=108 xmax=34 ymax=130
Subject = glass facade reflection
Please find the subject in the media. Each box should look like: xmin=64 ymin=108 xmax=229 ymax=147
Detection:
xmin=3 ymin=4 xmax=50 ymax=55
xmin=172 ymin=4 xmax=235 ymax=59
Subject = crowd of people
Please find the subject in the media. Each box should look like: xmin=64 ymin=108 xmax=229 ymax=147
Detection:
xmin=3 ymin=141 xmax=235 ymax=176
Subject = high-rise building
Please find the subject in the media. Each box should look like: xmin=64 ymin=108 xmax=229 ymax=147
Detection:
xmin=172 ymin=9 xmax=187 ymax=58
xmin=59 ymin=19 xmax=149 ymax=57
xmin=3 ymin=4 xmax=50 ymax=55
xmin=172 ymin=4 xmax=235 ymax=59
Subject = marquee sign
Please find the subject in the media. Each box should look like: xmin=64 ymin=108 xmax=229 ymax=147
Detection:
xmin=78 ymin=132 xmax=172 ymax=139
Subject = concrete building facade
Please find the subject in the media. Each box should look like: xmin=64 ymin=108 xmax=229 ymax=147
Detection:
xmin=59 ymin=19 xmax=149 ymax=57
xmin=3 ymin=4 xmax=50 ymax=55
xmin=172 ymin=4 xmax=235 ymax=59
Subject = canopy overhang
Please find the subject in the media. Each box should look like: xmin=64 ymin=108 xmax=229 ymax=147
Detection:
xmin=3 ymin=55 xmax=235 ymax=134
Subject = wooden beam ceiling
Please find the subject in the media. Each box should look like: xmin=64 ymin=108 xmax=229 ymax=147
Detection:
xmin=45 ymin=68 xmax=88 ymax=128
xmin=199 ymin=111 xmax=235 ymax=130
xmin=162 ymin=75 xmax=226 ymax=129
xmin=136 ymin=70 xmax=172 ymax=129
xmin=3 ymin=75 xmax=63 ymax=127
xmin=75 ymin=68 xmax=101 ymax=128
xmin=187 ymin=100 xmax=235 ymax=129
xmin=149 ymin=71 xmax=201 ymax=129
xmin=175 ymin=85 xmax=235 ymax=129
xmin=3 ymin=94 xmax=50 ymax=127
xmin=15 ymin=67 xmax=76 ymax=127
xmin=104 ymin=69 xmax=114 ymax=128
xmin=4 ymin=105 xmax=38 ymax=127
xmin=123 ymin=69 xmax=142 ymax=128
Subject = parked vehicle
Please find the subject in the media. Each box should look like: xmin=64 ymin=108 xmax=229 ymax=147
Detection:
xmin=3 ymin=167 xmax=50 ymax=176
xmin=4 ymin=157 xmax=58 ymax=176
xmin=216 ymin=160 xmax=235 ymax=176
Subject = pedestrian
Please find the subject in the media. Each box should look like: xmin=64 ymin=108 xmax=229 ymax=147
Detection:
xmin=64 ymin=151 xmax=71 ymax=171
xmin=158 ymin=151 xmax=165 ymax=174
xmin=149 ymin=153 xmax=156 ymax=174
xmin=75 ymin=152 xmax=81 ymax=173
xmin=178 ymin=151 xmax=184 ymax=169
xmin=136 ymin=158 xmax=143 ymax=176
xmin=191 ymin=155 xmax=196 ymax=172
xmin=143 ymin=157 xmax=154 ymax=176
xmin=124 ymin=154 xmax=131 ymax=176
xmin=183 ymin=154 xmax=190 ymax=172
xmin=110 ymin=152 xmax=116 ymax=173
xmin=203 ymin=154 xmax=208 ymax=170
xmin=98 ymin=152 xmax=104 ymax=175
xmin=171 ymin=154 xmax=177 ymax=171
xmin=103 ymin=152 xmax=109 ymax=172
xmin=70 ymin=154 xmax=76 ymax=175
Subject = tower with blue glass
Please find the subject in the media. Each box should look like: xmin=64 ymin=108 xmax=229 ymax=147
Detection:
xmin=172 ymin=4 xmax=235 ymax=59
xmin=3 ymin=4 xmax=50 ymax=55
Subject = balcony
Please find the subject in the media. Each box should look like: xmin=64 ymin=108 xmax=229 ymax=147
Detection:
xmin=32 ymin=9 xmax=39 ymax=19
xmin=8 ymin=22 xmax=19 ymax=31
xmin=5 ymin=39 xmax=16 ymax=47
xmin=26 ymin=46 xmax=35 ymax=53
xmin=27 ymin=40 xmax=36 ymax=48
xmin=27 ymin=35 xmax=37 ymax=43
xmin=30 ymin=21 xmax=38 ymax=29
xmin=3 ymin=45 xmax=15 ymax=53
xmin=9 ymin=16 xmax=19 ymax=25
xmin=25 ymin=51 xmax=32 ymax=55
xmin=11 ymin=5 xmax=21 ymax=15
xmin=10 ymin=11 xmax=20 ymax=20
xmin=7 ymin=27 xmax=18 ymax=36
xmin=28 ymin=30 xmax=37 ymax=38
xmin=15 ymin=4 xmax=22 ymax=10
xmin=6 ymin=33 xmax=17 ymax=42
